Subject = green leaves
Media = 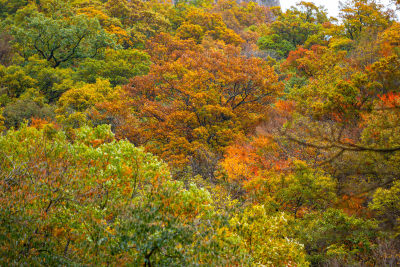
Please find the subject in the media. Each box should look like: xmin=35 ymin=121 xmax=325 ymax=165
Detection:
xmin=232 ymin=205 xmax=309 ymax=266
xmin=257 ymin=34 xmax=295 ymax=58
xmin=339 ymin=0 xmax=394 ymax=40
xmin=12 ymin=13 xmax=115 ymax=67
xmin=271 ymin=161 xmax=337 ymax=216
xmin=370 ymin=181 xmax=400 ymax=233
xmin=1 ymin=0 xmax=400 ymax=265
xmin=0 ymin=124 xmax=246 ymax=265
xmin=257 ymin=2 xmax=329 ymax=58
xmin=75 ymin=48 xmax=150 ymax=86
xmin=297 ymin=209 xmax=379 ymax=265
xmin=0 ymin=124 xmax=166 ymax=264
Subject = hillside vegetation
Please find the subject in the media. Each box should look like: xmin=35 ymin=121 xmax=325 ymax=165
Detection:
xmin=0 ymin=0 xmax=400 ymax=265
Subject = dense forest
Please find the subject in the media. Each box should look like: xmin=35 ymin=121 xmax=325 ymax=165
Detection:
xmin=0 ymin=0 xmax=400 ymax=265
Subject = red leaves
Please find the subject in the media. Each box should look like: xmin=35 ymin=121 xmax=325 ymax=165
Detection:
xmin=379 ymin=92 xmax=400 ymax=108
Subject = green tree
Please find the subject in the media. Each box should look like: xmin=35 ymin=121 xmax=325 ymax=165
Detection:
xmin=0 ymin=64 xmax=37 ymax=98
xmin=370 ymin=181 xmax=400 ymax=232
xmin=257 ymin=34 xmax=295 ymax=58
xmin=0 ymin=0 xmax=28 ymax=18
xmin=258 ymin=2 xmax=330 ymax=57
xmin=22 ymin=56 xmax=77 ymax=102
xmin=297 ymin=209 xmax=379 ymax=265
xmin=75 ymin=48 xmax=150 ymax=86
xmin=2 ymin=88 xmax=53 ymax=128
xmin=12 ymin=12 xmax=114 ymax=67
xmin=231 ymin=205 xmax=309 ymax=266
xmin=0 ymin=124 xmax=246 ymax=265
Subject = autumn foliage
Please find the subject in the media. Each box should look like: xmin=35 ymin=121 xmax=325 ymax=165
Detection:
xmin=1 ymin=0 xmax=400 ymax=265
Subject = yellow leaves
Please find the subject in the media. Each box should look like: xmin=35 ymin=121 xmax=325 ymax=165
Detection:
xmin=232 ymin=205 xmax=309 ymax=266
xmin=379 ymin=22 xmax=400 ymax=56
xmin=105 ymin=226 xmax=116 ymax=235
xmin=176 ymin=23 xmax=204 ymax=43
xmin=328 ymin=37 xmax=354 ymax=51
xmin=179 ymin=8 xmax=244 ymax=45
xmin=53 ymin=227 xmax=66 ymax=238
xmin=216 ymin=226 xmax=229 ymax=237
xmin=340 ymin=0 xmax=393 ymax=40
xmin=57 ymin=78 xmax=116 ymax=114
xmin=106 ymin=25 xmax=132 ymax=46
xmin=77 ymin=7 xmax=110 ymax=23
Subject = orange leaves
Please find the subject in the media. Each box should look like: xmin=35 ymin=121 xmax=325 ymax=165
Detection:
xmin=122 ymin=165 xmax=133 ymax=176
xmin=283 ymin=47 xmax=314 ymax=71
xmin=283 ymin=45 xmax=346 ymax=78
xmin=181 ymin=8 xmax=244 ymax=45
xmin=220 ymin=135 xmax=291 ymax=187
xmin=379 ymin=92 xmax=400 ymax=108
xmin=339 ymin=194 xmax=369 ymax=216
xmin=145 ymin=33 xmax=200 ymax=63
xmin=282 ymin=46 xmax=325 ymax=77
xmin=221 ymin=144 xmax=254 ymax=182
xmin=275 ymin=100 xmax=295 ymax=116
xmin=117 ymin=38 xmax=282 ymax=166
xmin=378 ymin=22 xmax=400 ymax=56
xmin=90 ymin=139 xmax=104 ymax=148
xmin=30 ymin=117 xmax=49 ymax=129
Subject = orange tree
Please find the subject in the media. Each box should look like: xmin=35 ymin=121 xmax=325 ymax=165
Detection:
xmin=175 ymin=6 xmax=243 ymax=44
xmin=97 ymin=34 xmax=282 ymax=175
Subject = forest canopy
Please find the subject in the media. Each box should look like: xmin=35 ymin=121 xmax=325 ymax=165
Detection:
xmin=0 ymin=0 xmax=400 ymax=265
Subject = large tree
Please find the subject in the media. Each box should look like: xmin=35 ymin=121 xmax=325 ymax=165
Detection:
xmin=12 ymin=13 xmax=114 ymax=67
xmin=95 ymin=34 xmax=282 ymax=170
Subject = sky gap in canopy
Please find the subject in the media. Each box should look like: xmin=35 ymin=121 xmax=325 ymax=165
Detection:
xmin=281 ymin=0 xmax=399 ymax=19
